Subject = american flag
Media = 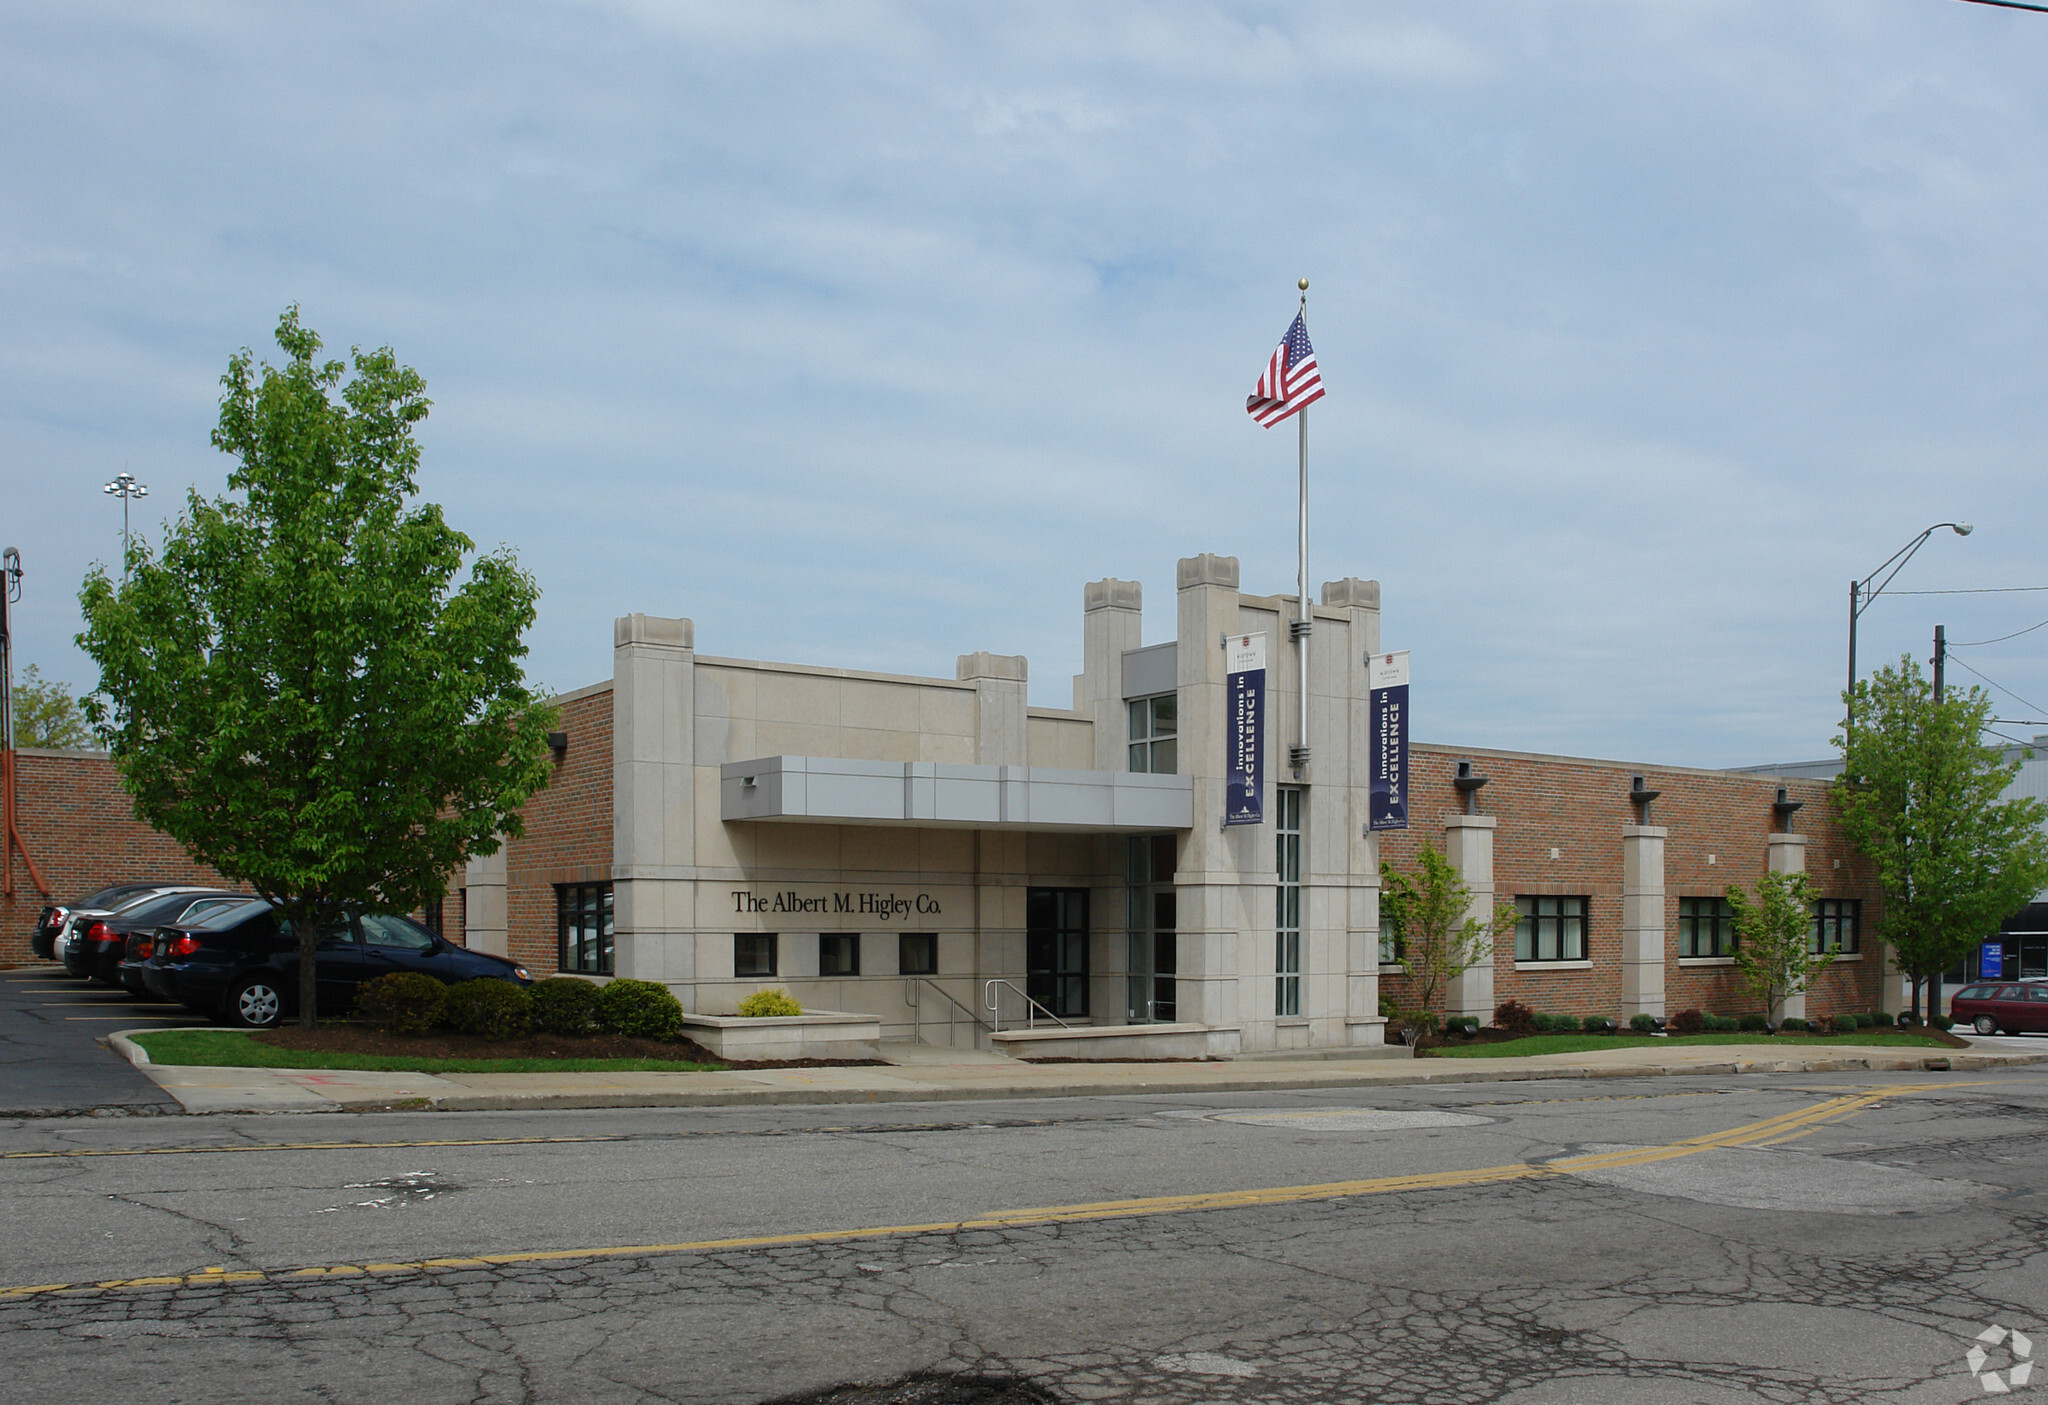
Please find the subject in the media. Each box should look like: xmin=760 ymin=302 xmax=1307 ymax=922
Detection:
xmin=1246 ymin=310 xmax=1324 ymax=428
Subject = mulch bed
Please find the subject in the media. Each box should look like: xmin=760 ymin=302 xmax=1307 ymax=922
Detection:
xmin=1412 ymin=1025 xmax=1972 ymax=1054
xmin=253 ymin=1025 xmax=887 ymax=1070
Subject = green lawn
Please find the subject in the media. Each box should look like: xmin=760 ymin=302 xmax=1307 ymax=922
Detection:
xmin=130 ymin=1029 xmax=725 ymax=1074
xmin=1430 ymin=1031 xmax=1958 ymax=1058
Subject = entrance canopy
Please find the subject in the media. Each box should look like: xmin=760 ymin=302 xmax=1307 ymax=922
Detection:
xmin=720 ymin=756 xmax=1193 ymax=832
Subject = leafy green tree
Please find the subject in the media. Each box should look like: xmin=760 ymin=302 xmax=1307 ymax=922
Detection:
xmin=1380 ymin=840 xmax=1518 ymax=1016
xmin=1835 ymin=656 xmax=2048 ymax=1018
xmin=1725 ymin=869 xmax=1830 ymax=1022
xmin=10 ymin=664 xmax=92 ymax=748
xmin=77 ymin=307 xmax=556 ymax=1028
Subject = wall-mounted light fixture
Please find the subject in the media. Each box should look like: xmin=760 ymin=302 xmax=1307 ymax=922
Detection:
xmin=547 ymin=730 xmax=568 ymax=757
xmin=1453 ymin=759 xmax=1489 ymax=815
xmin=1629 ymin=774 xmax=1660 ymax=824
xmin=1773 ymin=785 xmax=1804 ymax=833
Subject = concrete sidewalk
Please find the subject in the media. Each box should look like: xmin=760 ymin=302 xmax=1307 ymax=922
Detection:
xmin=104 ymin=1030 xmax=2048 ymax=1115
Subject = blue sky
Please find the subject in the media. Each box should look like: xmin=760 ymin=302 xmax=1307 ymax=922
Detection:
xmin=3 ymin=1 xmax=2045 ymax=767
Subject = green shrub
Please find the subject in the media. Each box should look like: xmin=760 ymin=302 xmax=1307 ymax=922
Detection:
xmin=1629 ymin=1013 xmax=1658 ymax=1032
xmin=1931 ymin=1014 xmax=1955 ymax=1032
xmin=1669 ymin=1009 xmax=1705 ymax=1034
xmin=737 ymin=988 xmax=803 ymax=1018
xmin=356 ymin=971 xmax=447 ymax=1036
xmin=1379 ymin=992 xmax=1399 ymax=1018
xmin=1852 ymin=1012 xmax=1876 ymax=1029
xmin=1779 ymin=1016 xmax=1810 ymax=1033
xmin=1534 ymin=1012 xmax=1579 ymax=1033
xmin=597 ymin=979 xmax=685 ymax=1040
xmin=1738 ymin=1014 xmax=1770 ymax=1032
xmin=531 ymin=976 xmax=603 ymax=1036
xmin=443 ymin=978 xmax=534 ymax=1041
xmin=1582 ymin=1015 xmax=1618 ymax=1034
xmin=1445 ymin=1015 xmax=1480 ymax=1036
xmin=1831 ymin=1013 xmax=1862 ymax=1035
xmin=1703 ymin=1014 xmax=1739 ymax=1033
xmin=1494 ymin=1000 xmax=1536 ymax=1035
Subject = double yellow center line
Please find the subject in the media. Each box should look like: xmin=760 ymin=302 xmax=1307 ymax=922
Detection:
xmin=0 ymin=1082 xmax=1944 ymax=1302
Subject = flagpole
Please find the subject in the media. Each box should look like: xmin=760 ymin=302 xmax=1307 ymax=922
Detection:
xmin=1292 ymin=278 xmax=1311 ymax=778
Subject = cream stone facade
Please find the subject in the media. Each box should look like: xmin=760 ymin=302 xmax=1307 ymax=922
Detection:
xmin=486 ymin=552 xmax=1394 ymax=1054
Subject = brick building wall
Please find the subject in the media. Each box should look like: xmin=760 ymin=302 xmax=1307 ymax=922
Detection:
xmin=491 ymin=684 xmax=613 ymax=973
xmin=1377 ymin=745 xmax=1885 ymax=1022
xmin=1 ymin=748 xmax=228 ymax=960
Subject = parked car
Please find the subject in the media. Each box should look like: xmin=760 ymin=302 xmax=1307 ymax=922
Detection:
xmin=32 ymin=882 xmax=163 ymax=960
xmin=70 ymin=888 xmax=255 ymax=985
xmin=50 ymin=884 xmax=214 ymax=970
xmin=141 ymin=902 xmax=532 ymax=1028
xmin=1950 ymin=981 xmax=2048 ymax=1036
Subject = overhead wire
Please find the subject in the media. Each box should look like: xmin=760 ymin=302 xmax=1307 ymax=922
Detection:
xmin=1890 ymin=586 xmax=2048 ymax=595
xmin=1950 ymin=617 xmax=2048 ymax=648
xmin=1947 ymin=656 xmax=2048 ymax=722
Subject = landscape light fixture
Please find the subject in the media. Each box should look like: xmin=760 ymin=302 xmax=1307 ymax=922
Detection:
xmin=1846 ymin=522 xmax=1972 ymax=738
xmin=103 ymin=472 xmax=149 ymax=574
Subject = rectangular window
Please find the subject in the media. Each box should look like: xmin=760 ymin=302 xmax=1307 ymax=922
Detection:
xmin=1127 ymin=693 xmax=1178 ymax=774
xmin=1026 ymin=887 xmax=1089 ymax=1018
xmin=421 ymin=898 xmax=444 ymax=939
xmin=1515 ymin=895 xmax=1588 ymax=962
xmin=735 ymin=932 xmax=778 ymax=978
xmin=556 ymin=883 xmax=615 ymax=975
xmin=1126 ymin=834 xmax=1177 ymax=1021
xmin=819 ymin=932 xmax=860 ymax=977
xmin=1678 ymin=896 xmax=1736 ymax=958
xmin=899 ymin=932 xmax=937 ymax=976
xmin=1276 ymin=786 xmax=1303 ymax=1015
xmin=1378 ymin=912 xmax=1403 ymax=967
xmin=1813 ymin=899 xmax=1860 ymax=954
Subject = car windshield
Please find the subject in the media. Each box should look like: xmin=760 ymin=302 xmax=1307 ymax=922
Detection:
xmin=189 ymin=899 xmax=273 ymax=930
xmin=106 ymin=888 xmax=187 ymax=916
xmin=116 ymin=890 xmax=226 ymax=922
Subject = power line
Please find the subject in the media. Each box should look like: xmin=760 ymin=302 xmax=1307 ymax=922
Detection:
xmin=1889 ymin=586 xmax=2048 ymax=595
xmin=1948 ymin=656 xmax=2048 ymax=721
xmin=1956 ymin=0 xmax=2048 ymax=12
xmin=1952 ymin=617 xmax=2048 ymax=648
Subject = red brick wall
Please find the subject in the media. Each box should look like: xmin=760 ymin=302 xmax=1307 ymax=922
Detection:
xmin=496 ymin=687 xmax=613 ymax=972
xmin=1 ymin=749 xmax=228 ymax=960
xmin=1377 ymin=746 xmax=1884 ymax=1022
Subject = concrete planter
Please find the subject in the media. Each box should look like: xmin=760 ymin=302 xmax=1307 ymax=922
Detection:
xmin=987 ymin=1022 xmax=1241 ymax=1061
xmin=681 ymin=1010 xmax=882 ymax=1061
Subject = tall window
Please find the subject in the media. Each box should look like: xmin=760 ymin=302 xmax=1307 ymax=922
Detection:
xmin=1127 ymin=834 xmax=1177 ymax=1022
xmin=1276 ymin=786 xmax=1303 ymax=1016
xmin=1813 ymin=899 xmax=1860 ymax=954
xmin=557 ymin=883 xmax=614 ymax=975
xmin=1026 ymin=888 xmax=1089 ymax=1018
xmin=1378 ymin=911 xmax=1403 ymax=967
xmin=1128 ymin=694 xmax=1177 ymax=773
xmin=1678 ymin=897 xmax=1736 ymax=958
xmin=1515 ymin=895 xmax=1588 ymax=962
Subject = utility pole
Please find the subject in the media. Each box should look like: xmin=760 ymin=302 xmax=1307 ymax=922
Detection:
xmin=1934 ymin=623 xmax=1946 ymax=704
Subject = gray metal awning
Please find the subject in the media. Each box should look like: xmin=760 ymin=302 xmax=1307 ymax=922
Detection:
xmin=720 ymin=756 xmax=1193 ymax=832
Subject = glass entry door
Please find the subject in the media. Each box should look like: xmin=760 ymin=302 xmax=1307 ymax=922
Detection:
xmin=1127 ymin=835 xmax=1177 ymax=1022
xmin=1026 ymin=888 xmax=1089 ymax=1018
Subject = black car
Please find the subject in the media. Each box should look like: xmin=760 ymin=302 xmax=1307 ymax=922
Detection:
xmin=141 ymin=902 xmax=533 ymax=1028
xmin=32 ymin=882 xmax=163 ymax=960
xmin=69 ymin=888 xmax=254 ymax=985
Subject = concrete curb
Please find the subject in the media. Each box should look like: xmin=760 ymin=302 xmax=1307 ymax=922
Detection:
xmin=109 ymin=1029 xmax=2048 ymax=1116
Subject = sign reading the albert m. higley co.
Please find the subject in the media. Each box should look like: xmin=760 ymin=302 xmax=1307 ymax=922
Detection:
xmin=732 ymin=890 xmax=943 ymax=920
xmin=1368 ymin=650 xmax=1410 ymax=832
xmin=1224 ymin=632 xmax=1266 ymax=827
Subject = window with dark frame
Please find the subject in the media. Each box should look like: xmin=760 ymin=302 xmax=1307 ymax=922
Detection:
xmin=421 ymin=897 xmax=444 ymax=939
xmin=1812 ymin=899 xmax=1861 ymax=954
xmin=820 ymin=932 xmax=860 ymax=977
xmin=1126 ymin=834 xmax=1177 ymax=1022
xmin=899 ymin=932 xmax=937 ymax=976
xmin=1378 ymin=911 xmax=1404 ymax=967
xmin=735 ymin=933 xmax=778 ymax=978
xmin=1127 ymin=694 xmax=1177 ymax=774
xmin=1026 ymin=887 xmax=1089 ymax=1018
xmin=556 ymin=883 xmax=614 ymax=975
xmin=1515 ymin=895 xmax=1588 ymax=962
xmin=1276 ymin=786 xmax=1303 ymax=1015
xmin=1678 ymin=896 xmax=1737 ymax=958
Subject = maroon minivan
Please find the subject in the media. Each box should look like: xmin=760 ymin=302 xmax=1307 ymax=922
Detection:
xmin=1950 ymin=982 xmax=2048 ymax=1036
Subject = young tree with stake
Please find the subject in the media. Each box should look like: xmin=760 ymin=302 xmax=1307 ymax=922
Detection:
xmin=1726 ymin=869 xmax=1831 ymax=1023
xmin=1380 ymin=841 xmax=1518 ymax=1020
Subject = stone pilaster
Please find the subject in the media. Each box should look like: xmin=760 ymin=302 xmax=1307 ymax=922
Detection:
xmin=957 ymin=652 xmax=1028 ymax=767
xmin=1174 ymin=553 xmax=1244 ymax=1033
xmin=1767 ymin=832 xmax=1808 ymax=1021
xmin=462 ymin=845 xmax=507 ymax=957
xmin=1442 ymin=814 xmax=1498 ymax=1020
xmin=1079 ymin=578 xmax=1143 ymax=773
xmin=1325 ymin=577 xmax=1385 ymax=1045
xmin=1621 ymin=824 xmax=1667 ymax=1021
xmin=612 ymin=613 xmax=696 ymax=989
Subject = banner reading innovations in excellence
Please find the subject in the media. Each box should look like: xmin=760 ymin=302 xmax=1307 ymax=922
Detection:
xmin=1224 ymin=633 xmax=1266 ymax=827
xmin=1368 ymin=650 xmax=1411 ymax=832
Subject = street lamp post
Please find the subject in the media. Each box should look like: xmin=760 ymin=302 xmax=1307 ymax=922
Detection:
xmin=102 ymin=472 xmax=149 ymax=576
xmin=1846 ymin=521 xmax=1973 ymax=739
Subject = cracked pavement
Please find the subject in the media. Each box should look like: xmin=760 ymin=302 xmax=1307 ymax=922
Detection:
xmin=1 ymin=1072 xmax=2045 ymax=1403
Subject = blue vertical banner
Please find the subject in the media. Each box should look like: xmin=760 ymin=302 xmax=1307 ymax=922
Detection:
xmin=1368 ymin=650 xmax=1411 ymax=832
xmin=1223 ymin=633 xmax=1266 ymax=827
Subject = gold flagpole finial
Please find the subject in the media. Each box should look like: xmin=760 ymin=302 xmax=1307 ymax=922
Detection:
xmin=1297 ymin=277 xmax=1308 ymax=291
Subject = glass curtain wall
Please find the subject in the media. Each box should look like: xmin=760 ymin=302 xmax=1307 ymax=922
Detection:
xmin=1127 ymin=834 xmax=1177 ymax=1022
xmin=1276 ymin=787 xmax=1303 ymax=1016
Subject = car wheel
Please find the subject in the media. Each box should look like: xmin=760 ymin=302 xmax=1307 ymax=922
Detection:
xmin=225 ymin=976 xmax=284 ymax=1029
xmin=1974 ymin=1015 xmax=1999 ymax=1036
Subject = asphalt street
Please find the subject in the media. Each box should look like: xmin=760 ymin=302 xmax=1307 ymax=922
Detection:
xmin=2 ymin=1070 xmax=2045 ymax=1404
xmin=0 ymin=966 xmax=204 ymax=1117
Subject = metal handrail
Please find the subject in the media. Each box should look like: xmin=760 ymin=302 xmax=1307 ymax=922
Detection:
xmin=905 ymin=977 xmax=994 ymax=1049
xmin=984 ymin=978 xmax=1073 ymax=1033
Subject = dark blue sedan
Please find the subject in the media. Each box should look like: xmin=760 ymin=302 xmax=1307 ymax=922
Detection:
xmin=140 ymin=902 xmax=532 ymax=1028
